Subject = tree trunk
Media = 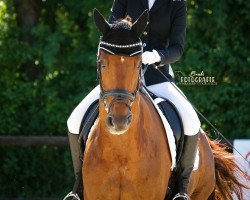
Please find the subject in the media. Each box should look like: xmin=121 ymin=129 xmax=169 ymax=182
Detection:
xmin=14 ymin=0 xmax=42 ymax=81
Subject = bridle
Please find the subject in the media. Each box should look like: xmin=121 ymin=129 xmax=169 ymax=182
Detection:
xmin=97 ymin=38 xmax=143 ymax=113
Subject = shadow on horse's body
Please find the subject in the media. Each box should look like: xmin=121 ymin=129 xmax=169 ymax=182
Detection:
xmin=81 ymin=9 xmax=249 ymax=200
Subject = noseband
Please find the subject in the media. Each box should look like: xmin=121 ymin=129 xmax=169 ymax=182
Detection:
xmin=100 ymin=88 xmax=137 ymax=113
xmin=97 ymin=38 xmax=143 ymax=113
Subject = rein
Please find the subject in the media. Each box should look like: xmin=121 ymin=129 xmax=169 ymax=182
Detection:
xmin=97 ymin=39 xmax=142 ymax=113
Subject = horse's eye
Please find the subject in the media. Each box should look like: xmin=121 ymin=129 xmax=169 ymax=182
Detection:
xmin=97 ymin=60 xmax=107 ymax=69
xmin=101 ymin=63 xmax=106 ymax=68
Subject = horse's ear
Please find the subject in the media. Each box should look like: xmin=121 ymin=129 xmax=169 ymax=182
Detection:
xmin=93 ymin=8 xmax=110 ymax=35
xmin=132 ymin=10 xmax=149 ymax=37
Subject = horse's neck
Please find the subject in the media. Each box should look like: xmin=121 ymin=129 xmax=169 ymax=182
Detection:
xmin=95 ymin=93 xmax=168 ymax=163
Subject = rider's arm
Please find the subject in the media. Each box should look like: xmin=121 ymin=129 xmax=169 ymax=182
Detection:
xmin=156 ymin=1 xmax=187 ymax=65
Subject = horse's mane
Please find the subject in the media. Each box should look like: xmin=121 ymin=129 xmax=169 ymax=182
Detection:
xmin=111 ymin=16 xmax=133 ymax=30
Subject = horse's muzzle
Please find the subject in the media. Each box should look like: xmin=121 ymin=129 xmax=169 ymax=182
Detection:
xmin=106 ymin=114 xmax=132 ymax=135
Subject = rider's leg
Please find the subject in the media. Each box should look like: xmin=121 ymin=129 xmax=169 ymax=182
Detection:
xmin=64 ymin=85 xmax=100 ymax=200
xmin=147 ymin=82 xmax=200 ymax=196
xmin=147 ymin=82 xmax=200 ymax=136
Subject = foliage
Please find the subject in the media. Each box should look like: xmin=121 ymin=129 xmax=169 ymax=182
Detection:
xmin=175 ymin=0 xmax=250 ymax=139
xmin=0 ymin=0 xmax=249 ymax=197
xmin=0 ymin=0 xmax=112 ymax=197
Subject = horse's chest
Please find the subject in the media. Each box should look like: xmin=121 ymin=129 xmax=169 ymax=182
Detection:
xmin=83 ymin=152 xmax=167 ymax=200
xmin=83 ymin=127 xmax=169 ymax=199
xmin=85 ymin=155 xmax=154 ymax=181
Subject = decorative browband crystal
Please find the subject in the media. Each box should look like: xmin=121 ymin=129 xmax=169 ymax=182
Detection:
xmin=100 ymin=41 xmax=142 ymax=48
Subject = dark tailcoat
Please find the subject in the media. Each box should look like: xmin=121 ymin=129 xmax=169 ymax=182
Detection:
xmin=109 ymin=0 xmax=187 ymax=86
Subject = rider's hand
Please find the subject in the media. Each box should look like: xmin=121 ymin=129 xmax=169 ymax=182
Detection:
xmin=142 ymin=49 xmax=161 ymax=65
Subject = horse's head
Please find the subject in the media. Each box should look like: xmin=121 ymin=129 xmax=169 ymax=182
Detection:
xmin=93 ymin=9 xmax=148 ymax=135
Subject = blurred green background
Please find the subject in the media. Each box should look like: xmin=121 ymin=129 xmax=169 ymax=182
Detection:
xmin=0 ymin=0 xmax=249 ymax=198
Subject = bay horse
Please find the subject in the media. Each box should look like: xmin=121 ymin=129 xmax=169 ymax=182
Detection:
xmin=82 ymin=9 xmax=249 ymax=200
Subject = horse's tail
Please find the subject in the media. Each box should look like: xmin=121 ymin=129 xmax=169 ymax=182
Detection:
xmin=208 ymin=138 xmax=250 ymax=200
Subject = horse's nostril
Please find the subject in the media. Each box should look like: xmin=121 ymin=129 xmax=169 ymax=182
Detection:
xmin=106 ymin=114 xmax=132 ymax=132
xmin=106 ymin=116 xmax=114 ymax=127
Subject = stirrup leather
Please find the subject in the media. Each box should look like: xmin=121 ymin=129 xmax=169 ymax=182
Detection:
xmin=63 ymin=191 xmax=81 ymax=200
xmin=172 ymin=192 xmax=190 ymax=200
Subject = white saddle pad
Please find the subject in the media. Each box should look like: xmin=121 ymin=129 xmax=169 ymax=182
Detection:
xmin=142 ymin=87 xmax=199 ymax=171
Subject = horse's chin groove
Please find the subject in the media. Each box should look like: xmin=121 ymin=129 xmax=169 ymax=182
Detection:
xmin=108 ymin=128 xmax=128 ymax=135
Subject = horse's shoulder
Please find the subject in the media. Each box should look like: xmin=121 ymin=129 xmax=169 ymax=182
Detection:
xmin=140 ymin=92 xmax=158 ymax=112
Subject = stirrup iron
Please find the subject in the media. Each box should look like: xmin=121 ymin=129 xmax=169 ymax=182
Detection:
xmin=172 ymin=192 xmax=190 ymax=200
xmin=63 ymin=191 xmax=81 ymax=200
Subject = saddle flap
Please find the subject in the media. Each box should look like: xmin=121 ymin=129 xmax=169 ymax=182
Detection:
xmin=79 ymin=100 xmax=99 ymax=148
xmin=157 ymin=99 xmax=183 ymax=148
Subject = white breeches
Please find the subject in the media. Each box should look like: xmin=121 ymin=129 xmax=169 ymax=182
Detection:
xmin=67 ymin=85 xmax=100 ymax=135
xmin=146 ymin=82 xmax=200 ymax=135
xmin=67 ymin=83 xmax=200 ymax=136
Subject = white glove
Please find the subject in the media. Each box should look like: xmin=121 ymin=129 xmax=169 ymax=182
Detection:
xmin=142 ymin=49 xmax=161 ymax=65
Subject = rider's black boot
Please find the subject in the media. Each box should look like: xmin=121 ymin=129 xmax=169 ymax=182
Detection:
xmin=173 ymin=130 xmax=200 ymax=200
xmin=63 ymin=132 xmax=83 ymax=200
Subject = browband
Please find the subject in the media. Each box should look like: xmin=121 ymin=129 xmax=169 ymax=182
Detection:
xmin=98 ymin=39 xmax=143 ymax=56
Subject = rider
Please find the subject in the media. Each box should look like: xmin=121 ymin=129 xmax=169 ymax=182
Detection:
xmin=65 ymin=0 xmax=201 ymax=199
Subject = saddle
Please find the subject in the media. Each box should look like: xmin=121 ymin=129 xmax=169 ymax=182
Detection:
xmin=78 ymin=99 xmax=99 ymax=152
xmin=146 ymin=90 xmax=184 ymax=165
xmin=77 ymin=91 xmax=184 ymax=200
